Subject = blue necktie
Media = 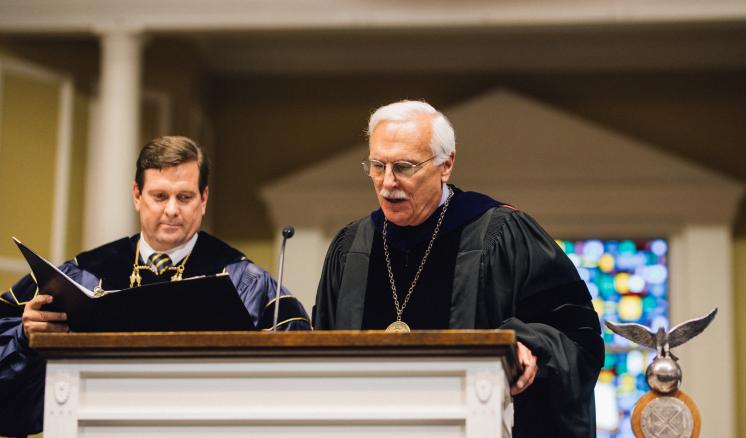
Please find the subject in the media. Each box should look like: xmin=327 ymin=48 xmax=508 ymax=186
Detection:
xmin=148 ymin=252 xmax=173 ymax=275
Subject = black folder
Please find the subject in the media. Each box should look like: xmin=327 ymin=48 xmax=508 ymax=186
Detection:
xmin=13 ymin=237 xmax=256 ymax=332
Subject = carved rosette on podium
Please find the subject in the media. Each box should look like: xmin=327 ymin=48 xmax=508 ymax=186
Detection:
xmin=605 ymin=308 xmax=717 ymax=438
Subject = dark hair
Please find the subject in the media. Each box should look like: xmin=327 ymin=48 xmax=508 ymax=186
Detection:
xmin=135 ymin=136 xmax=209 ymax=194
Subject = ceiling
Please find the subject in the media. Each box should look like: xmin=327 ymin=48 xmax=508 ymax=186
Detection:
xmin=189 ymin=22 xmax=746 ymax=74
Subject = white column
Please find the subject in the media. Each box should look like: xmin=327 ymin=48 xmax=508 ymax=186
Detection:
xmin=83 ymin=29 xmax=143 ymax=248
xmin=669 ymin=224 xmax=735 ymax=438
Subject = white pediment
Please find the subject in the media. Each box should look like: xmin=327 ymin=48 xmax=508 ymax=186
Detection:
xmin=262 ymin=88 xmax=743 ymax=237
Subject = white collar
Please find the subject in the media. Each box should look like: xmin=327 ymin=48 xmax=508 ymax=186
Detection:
xmin=439 ymin=182 xmax=450 ymax=206
xmin=139 ymin=232 xmax=199 ymax=266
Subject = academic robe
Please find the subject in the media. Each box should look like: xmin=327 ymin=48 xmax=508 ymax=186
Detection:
xmin=0 ymin=231 xmax=311 ymax=436
xmin=314 ymin=187 xmax=604 ymax=438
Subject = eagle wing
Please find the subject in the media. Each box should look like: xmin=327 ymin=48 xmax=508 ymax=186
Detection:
xmin=668 ymin=308 xmax=718 ymax=349
xmin=604 ymin=320 xmax=657 ymax=349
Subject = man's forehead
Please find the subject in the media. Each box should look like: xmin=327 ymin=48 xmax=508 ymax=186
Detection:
xmin=141 ymin=162 xmax=201 ymax=189
xmin=374 ymin=116 xmax=431 ymax=139
xmin=370 ymin=117 xmax=432 ymax=155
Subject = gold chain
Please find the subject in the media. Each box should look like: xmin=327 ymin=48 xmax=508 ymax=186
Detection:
xmin=383 ymin=186 xmax=453 ymax=323
xmin=129 ymin=239 xmax=192 ymax=287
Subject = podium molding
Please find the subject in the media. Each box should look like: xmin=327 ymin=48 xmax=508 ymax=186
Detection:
xmin=32 ymin=330 xmax=519 ymax=438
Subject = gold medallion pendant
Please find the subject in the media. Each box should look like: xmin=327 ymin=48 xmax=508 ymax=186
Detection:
xmin=381 ymin=187 xmax=453 ymax=337
xmin=385 ymin=321 xmax=411 ymax=333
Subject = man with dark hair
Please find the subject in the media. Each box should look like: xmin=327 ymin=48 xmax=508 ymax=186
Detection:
xmin=0 ymin=136 xmax=311 ymax=436
xmin=135 ymin=135 xmax=210 ymax=194
xmin=314 ymin=101 xmax=603 ymax=437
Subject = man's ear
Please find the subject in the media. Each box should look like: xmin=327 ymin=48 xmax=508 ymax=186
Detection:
xmin=440 ymin=152 xmax=456 ymax=182
xmin=200 ymin=186 xmax=209 ymax=214
xmin=133 ymin=182 xmax=142 ymax=212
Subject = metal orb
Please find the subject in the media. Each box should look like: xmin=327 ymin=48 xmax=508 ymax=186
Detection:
xmin=646 ymin=356 xmax=682 ymax=394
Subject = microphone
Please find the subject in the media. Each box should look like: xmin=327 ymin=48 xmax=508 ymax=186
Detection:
xmin=272 ymin=226 xmax=294 ymax=331
xmin=282 ymin=226 xmax=295 ymax=239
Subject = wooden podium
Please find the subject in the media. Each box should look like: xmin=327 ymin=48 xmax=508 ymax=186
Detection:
xmin=31 ymin=330 xmax=519 ymax=438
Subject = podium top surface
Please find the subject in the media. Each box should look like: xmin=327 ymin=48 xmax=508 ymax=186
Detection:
xmin=30 ymin=330 xmax=517 ymax=370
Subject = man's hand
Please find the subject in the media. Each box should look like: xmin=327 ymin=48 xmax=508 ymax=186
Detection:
xmin=22 ymin=294 xmax=69 ymax=338
xmin=511 ymin=341 xmax=538 ymax=395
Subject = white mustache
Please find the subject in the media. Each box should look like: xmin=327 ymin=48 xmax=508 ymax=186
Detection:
xmin=379 ymin=188 xmax=408 ymax=200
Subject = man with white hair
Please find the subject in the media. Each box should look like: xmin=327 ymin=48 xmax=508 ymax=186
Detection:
xmin=314 ymin=100 xmax=603 ymax=437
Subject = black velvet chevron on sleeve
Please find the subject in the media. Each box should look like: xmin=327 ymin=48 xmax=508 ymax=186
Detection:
xmin=259 ymin=296 xmax=311 ymax=330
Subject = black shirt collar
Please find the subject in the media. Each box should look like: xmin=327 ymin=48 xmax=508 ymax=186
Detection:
xmin=370 ymin=185 xmax=504 ymax=250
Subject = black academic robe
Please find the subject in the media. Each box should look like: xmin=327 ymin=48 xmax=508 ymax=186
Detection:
xmin=314 ymin=188 xmax=604 ymax=438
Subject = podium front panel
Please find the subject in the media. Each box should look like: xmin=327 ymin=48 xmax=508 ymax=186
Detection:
xmin=34 ymin=331 xmax=516 ymax=437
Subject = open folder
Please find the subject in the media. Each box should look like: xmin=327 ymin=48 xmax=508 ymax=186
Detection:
xmin=13 ymin=237 xmax=256 ymax=332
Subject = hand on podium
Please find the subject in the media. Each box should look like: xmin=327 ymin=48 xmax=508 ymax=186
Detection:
xmin=22 ymin=294 xmax=69 ymax=338
xmin=510 ymin=341 xmax=537 ymax=395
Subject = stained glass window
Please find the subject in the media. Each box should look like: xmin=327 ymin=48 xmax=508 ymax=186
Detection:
xmin=557 ymin=239 xmax=669 ymax=438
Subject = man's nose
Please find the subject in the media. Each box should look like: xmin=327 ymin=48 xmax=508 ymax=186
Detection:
xmin=164 ymin=197 xmax=178 ymax=216
xmin=382 ymin=165 xmax=398 ymax=188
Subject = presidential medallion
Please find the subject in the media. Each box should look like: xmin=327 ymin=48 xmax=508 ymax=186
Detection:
xmin=385 ymin=321 xmax=411 ymax=333
xmin=382 ymin=187 xmax=453 ymax=334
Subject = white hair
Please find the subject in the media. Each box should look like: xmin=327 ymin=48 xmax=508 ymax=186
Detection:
xmin=367 ymin=100 xmax=455 ymax=165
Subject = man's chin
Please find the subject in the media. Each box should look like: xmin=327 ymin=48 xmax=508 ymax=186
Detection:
xmin=152 ymin=234 xmax=186 ymax=250
xmin=159 ymin=224 xmax=183 ymax=232
xmin=382 ymin=208 xmax=413 ymax=226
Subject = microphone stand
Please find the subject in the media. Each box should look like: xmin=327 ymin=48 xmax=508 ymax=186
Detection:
xmin=272 ymin=226 xmax=294 ymax=331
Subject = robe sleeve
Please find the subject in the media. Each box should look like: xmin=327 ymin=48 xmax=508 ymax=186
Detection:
xmin=228 ymin=260 xmax=312 ymax=331
xmin=0 ymin=273 xmax=45 ymax=436
xmin=313 ymin=227 xmax=349 ymax=330
xmin=483 ymin=209 xmax=604 ymax=437
xmin=0 ymin=261 xmax=104 ymax=436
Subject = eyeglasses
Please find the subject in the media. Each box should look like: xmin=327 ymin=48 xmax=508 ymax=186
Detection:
xmin=361 ymin=156 xmax=436 ymax=178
